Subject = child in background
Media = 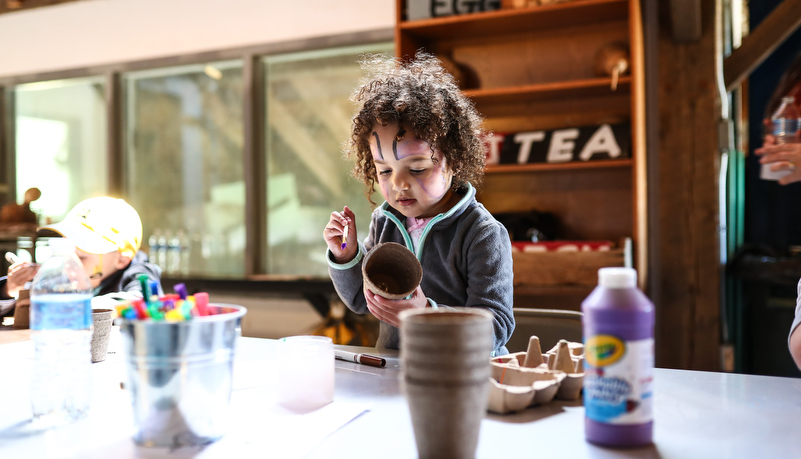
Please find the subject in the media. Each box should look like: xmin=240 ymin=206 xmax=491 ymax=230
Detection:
xmin=0 ymin=197 xmax=162 ymax=318
xmin=323 ymin=53 xmax=515 ymax=355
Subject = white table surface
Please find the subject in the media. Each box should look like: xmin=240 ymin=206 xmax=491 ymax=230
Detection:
xmin=1 ymin=335 xmax=801 ymax=458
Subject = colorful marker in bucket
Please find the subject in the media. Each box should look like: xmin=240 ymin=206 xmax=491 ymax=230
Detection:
xmin=113 ymin=277 xmax=213 ymax=322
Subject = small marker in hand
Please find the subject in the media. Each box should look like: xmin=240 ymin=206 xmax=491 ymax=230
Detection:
xmin=341 ymin=224 xmax=348 ymax=250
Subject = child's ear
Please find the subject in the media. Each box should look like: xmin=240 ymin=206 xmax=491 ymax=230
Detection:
xmin=115 ymin=251 xmax=133 ymax=269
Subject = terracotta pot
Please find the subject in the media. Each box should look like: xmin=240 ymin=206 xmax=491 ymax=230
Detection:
xmin=362 ymin=242 xmax=422 ymax=300
xmin=12 ymin=289 xmax=30 ymax=330
xmin=399 ymin=308 xmax=494 ymax=458
xmin=403 ymin=378 xmax=490 ymax=459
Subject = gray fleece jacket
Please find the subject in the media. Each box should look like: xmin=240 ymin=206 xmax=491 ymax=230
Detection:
xmin=328 ymin=184 xmax=515 ymax=355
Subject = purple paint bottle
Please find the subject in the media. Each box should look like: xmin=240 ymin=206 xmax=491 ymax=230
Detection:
xmin=582 ymin=267 xmax=654 ymax=447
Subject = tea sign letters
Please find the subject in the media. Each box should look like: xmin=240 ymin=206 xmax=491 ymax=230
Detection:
xmin=486 ymin=124 xmax=631 ymax=166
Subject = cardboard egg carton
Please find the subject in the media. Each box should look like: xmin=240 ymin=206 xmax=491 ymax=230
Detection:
xmin=487 ymin=336 xmax=585 ymax=414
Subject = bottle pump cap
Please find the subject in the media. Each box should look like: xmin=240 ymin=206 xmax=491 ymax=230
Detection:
xmin=598 ymin=267 xmax=637 ymax=289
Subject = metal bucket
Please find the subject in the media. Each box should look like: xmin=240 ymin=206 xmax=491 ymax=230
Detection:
xmin=119 ymin=304 xmax=247 ymax=448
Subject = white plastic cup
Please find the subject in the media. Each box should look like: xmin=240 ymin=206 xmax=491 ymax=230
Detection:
xmin=276 ymin=336 xmax=334 ymax=412
xmin=760 ymin=163 xmax=793 ymax=181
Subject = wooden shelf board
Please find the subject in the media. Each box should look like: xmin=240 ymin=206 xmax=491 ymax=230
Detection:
xmin=485 ymin=158 xmax=632 ymax=173
xmin=465 ymin=77 xmax=630 ymax=105
xmin=399 ymin=0 xmax=628 ymax=40
xmin=513 ymin=285 xmax=595 ymax=296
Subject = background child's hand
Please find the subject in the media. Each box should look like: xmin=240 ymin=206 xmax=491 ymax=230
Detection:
xmin=755 ymin=134 xmax=801 ymax=185
xmin=324 ymin=206 xmax=357 ymax=263
xmin=363 ymin=285 xmax=427 ymax=328
xmin=6 ymin=261 xmax=39 ymax=298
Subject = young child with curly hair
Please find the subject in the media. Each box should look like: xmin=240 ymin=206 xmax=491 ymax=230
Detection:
xmin=323 ymin=53 xmax=515 ymax=355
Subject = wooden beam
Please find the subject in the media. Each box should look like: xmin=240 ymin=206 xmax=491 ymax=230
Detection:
xmin=724 ymin=0 xmax=801 ymax=92
xmin=244 ymin=55 xmax=265 ymax=277
xmin=0 ymin=0 xmax=80 ymax=15
xmin=0 ymin=87 xmax=16 ymax=204
xmin=105 ymin=72 xmax=123 ymax=197
xmin=656 ymin=0 xmax=721 ymax=370
xmin=670 ymin=0 xmax=702 ymax=42
xmin=630 ymin=0 xmax=648 ymax=289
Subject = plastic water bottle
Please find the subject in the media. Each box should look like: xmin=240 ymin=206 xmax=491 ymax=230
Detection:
xmin=582 ymin=267 xmax=654 ymax=447
xmin=29 ymin=238 xmax=93 ymax=428
xmin=761 ymin=96 xmax=800 ymax=180
xmin=147 ymin=229 xmax=160 ymax=262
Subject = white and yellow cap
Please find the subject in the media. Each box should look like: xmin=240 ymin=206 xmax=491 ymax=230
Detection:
xmin=39 ymin=197 xmax=142 ymax=257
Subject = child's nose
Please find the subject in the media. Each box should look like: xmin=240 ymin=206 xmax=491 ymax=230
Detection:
xmin=391 ymin=172 xmax=409 ymax=191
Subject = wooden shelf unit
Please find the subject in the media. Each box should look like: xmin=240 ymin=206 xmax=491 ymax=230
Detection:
xmin=464 ymin=76 xmax=631 ymax=105
xmin=397 ymin=0 xmax=628 ymax=41
xmin=395 ymin=0 xmax=646 ymax=304
xmin=486 ymin=158 xmax=632 ymax=174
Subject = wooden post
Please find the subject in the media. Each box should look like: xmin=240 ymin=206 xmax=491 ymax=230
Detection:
xmin=655 ymin=0 xmax=722 ymax=370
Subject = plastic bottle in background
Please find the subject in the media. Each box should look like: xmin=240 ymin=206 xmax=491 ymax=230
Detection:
xmin=761 ymin=96 xmax=801 ymax=180
xmin=157 ymin=230 xmax=169 ymax=270
xmin=147 ymin=229 xmax=161 ymax=263
xmin=179 ymin=229 xmax=191 ymax=276
xmin=168 ymin=231 xmax=181 ymax=275
xmin=582 ymin=267 xmax=654 ymax=447
xmin=29 ymin=238 xmax=93 ymax=429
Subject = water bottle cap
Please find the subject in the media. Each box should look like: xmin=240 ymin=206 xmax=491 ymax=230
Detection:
xmin=598 ymin=267 xmax=637 ymax=288
xmin=47 ymin=237 xmax=76 ymax=254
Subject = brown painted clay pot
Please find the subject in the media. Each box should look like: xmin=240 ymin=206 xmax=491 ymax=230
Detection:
xmin=362 ymin=242 xmax=422 ymax=300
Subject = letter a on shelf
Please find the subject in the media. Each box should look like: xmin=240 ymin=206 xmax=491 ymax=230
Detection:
xmin=579 ymin=124 xmax=621 ymax=161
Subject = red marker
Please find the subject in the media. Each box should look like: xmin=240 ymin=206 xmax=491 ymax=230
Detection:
xmin=194 ymin=292 xmax=210 ymax=316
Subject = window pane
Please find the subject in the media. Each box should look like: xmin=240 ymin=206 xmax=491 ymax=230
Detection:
xmin=124 ymin=61 xmax=244 ymax=278
xmin=15 ymin=77 xmax=107 ymax=223
xmin=263 ymin=43 xmax=392 ymax=276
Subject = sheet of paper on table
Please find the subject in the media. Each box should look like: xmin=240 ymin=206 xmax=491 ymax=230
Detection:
xmin=0 ymin=345 xmax=371 ymax=459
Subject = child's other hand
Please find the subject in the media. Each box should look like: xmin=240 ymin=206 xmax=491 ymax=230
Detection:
xmin=324 ymin=206 xmax=357 ymax=263
xmin=755 ymin=140 xmax=801 ymax=185
xmin=363 ymin=285 xmax=427 ymax=328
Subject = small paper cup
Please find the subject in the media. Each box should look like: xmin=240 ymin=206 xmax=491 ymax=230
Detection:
xmin=90 ymin=308 xmax=114 ymax=363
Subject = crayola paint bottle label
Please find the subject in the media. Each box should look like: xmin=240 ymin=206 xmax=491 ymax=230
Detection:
xmin=584 ymin=334 xmax=653 ymax=424
xmin=582 ymin=267 xmax=655 ymax=447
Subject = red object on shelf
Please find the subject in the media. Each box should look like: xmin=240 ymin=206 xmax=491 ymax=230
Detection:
xmin=511 ymin=241 xmax=613 ymax=252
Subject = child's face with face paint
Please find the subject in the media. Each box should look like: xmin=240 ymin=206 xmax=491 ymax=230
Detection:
xmin=75 ymin=248 xmax=127 ymax=289
xmin=370 ymin=123 xmax=455 ymax=219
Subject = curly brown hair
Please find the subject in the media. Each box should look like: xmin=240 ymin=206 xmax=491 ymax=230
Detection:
xmin=346 ymin=52 xmax=487 ymax=205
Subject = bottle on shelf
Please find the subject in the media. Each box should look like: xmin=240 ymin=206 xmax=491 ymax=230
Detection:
xmin=147 ymin=229 xmax=161 ymax=263
xmin=582 ymin=267 xmax=654 ymax=447
xmin=28 ymin=238 xmax=93 ymax=429
xmin=179 ymin=229 xmax=191 ymax=276
xmin=157 ymin=230 xmax=169 ymax=270
xmin=168 ymin=230 xmax=181 ymax=275
xmin=761 ymin=96 xmax=800 ymax=181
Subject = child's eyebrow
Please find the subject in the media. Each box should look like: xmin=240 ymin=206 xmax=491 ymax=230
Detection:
xmin=404 ymin=155 xmax=433 ymax=162
xmin=372 ymin=132 xmax=384 ymax=160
